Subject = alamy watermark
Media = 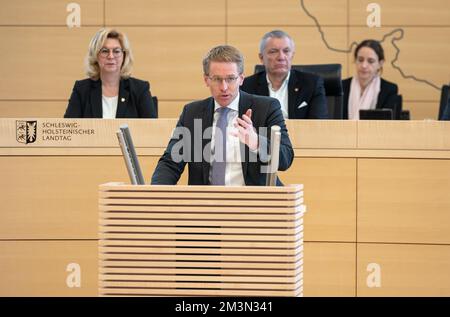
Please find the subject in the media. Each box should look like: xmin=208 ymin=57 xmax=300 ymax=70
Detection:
xmin=66 ymin=262 xmax=81 ymax=288
xmin=367 ymin=3 xmax=381 ymax=28
xmin=66 ymin=3 xmax=81 ymax=28
xmin=366 ymin=263 xmax=382 ymax=288
xmin=168 ymin=120 xmax=277 ymax=173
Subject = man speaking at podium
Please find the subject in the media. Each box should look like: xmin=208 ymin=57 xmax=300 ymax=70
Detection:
xmin=151 ymin=45 xmax=293 ymax=186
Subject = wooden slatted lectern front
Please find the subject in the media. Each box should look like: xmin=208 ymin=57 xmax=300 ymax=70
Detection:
xmin=99 ymin=183 xmax=305 ymax=296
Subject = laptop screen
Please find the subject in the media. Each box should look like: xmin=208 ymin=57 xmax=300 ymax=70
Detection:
xmin=359 ymin=109 xmax=393 ymax=120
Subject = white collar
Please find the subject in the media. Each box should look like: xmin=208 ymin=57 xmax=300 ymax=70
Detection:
xmin=266 ymin=71 xmax=291 ymax=92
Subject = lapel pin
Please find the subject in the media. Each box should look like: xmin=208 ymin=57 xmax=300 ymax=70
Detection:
xmin=121 ymin=98 xmax=125 ymax=102
xmin=295 ymin=88 xmax=299 ymax=92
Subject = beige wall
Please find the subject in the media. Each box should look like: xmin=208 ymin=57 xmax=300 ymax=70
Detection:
xmin=0 ymin=0 xmax=449 ymax=119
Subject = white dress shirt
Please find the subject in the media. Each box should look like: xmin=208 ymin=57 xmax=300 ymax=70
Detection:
xmin=267 ymin=71 xmax=290 ymax=119
xmin=102 ymin=95 xmax=118 ymax=119
xmin=209 ymin=93 xmax=246 ymax=186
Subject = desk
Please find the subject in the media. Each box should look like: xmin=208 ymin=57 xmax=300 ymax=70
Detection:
xmin=1 ymin=119 xmax=449 ymax=296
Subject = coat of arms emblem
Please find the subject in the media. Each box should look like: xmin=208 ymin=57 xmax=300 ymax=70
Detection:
xmin=16 ymin=120 xmax=37 ymax=144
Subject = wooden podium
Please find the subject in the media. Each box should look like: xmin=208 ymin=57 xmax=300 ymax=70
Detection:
xmin=99 ymin=183 xmax=305 ymax=296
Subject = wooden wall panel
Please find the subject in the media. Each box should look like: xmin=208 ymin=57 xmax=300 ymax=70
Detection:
xmin=158 ymin=100 xmax=191 ymax=118
xmin=357 ymin=244 xmax=450 ymax=296
xmin=158 ymin=100 xmax=193 ymax=119
xmin=0 ymin=101 xmax=67 ymax=118
xmin=403 ymin=102 xmax=440 ymax=120
xmin=287 ymin=120 xmax=357 ymax=149
xmin=349 ymin=0 xmax=450 ymax=26
xmin=228 ymin=27 xmax=349 ymax=78
xmin=303 ymin=242 xmax=356 ymax=296
xmin=0 ymin=1 xmax=447 ymax=121
xmin=0 ymin=27 xmax=95 ymax=100
xmin=0 ymin=241 xmax=98 ymax=296
xmin=227 ymin=0 xmax=347 ymax=25
xmin=0 ymin=0 xmax=103 ymax=26
xmin=358 ymin=159 xmax=450 ymax=244
xmin=357 ymin=120 xmax=450 ymax=150
xmin=0 ymin=27 xmax=224 ymax=101
xmin=122 ymin=27 xmax=225 ymax=100
xmin=0 ymin=156 xmax=166 ymax=239
xmin=106 ymin=0 xmax=225 ymax=25
xmin=0 ymin=242 xmax=357 ymax=297
xmin=0 ymin=100 xmax=187 ymax=119
xmin=280 ymin=158 xmax=356 ymax=242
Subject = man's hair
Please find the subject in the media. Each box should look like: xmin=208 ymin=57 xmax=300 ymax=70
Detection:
xmin=202 ymin=45 xmax=244 ymax=75
xmin=259 ymin=30 xmax=295 ymax=54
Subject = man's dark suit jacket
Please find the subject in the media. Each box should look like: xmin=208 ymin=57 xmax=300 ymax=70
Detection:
xmin=240 ymin=69 xmax=328 ymax=119
xmin=151 ymin=91 xmax=294 ymax=186
xmin=342 ymin=77 xmax=399 ymax=119
xmin=64 ymin=77 xmax=157 ymax=118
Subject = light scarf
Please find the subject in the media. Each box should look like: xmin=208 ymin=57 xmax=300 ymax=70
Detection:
xmin=348 ymin=75 xmax=381 ymax=120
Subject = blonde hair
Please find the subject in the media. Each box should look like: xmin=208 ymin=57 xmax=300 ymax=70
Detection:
xmin=202 ymin=45 xmax=244 ymax=75
xmin=85 ymin=28 xmax=134 ymax=80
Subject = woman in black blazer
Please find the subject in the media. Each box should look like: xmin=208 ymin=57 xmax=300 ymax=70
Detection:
xmin=64 ymin=28 xmax=157 ymax=118
xmin=342 ymin=39 xmax=399 ymax=119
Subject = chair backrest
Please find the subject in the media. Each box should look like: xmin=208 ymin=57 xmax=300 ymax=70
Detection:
xmin=152 ymin=96 xmax=158 ymax=118
xmin=254 ymin=64 xmax=344 ymax=119
xmin=390 ymin=94 xmax=403 ymax=120
xmin=438 ymin=85 xmax=450 ymax=120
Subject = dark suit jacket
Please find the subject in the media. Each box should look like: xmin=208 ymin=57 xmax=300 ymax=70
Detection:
xmin=240 ymin=69 xmax=328 ymax=119
xmin=64 ymin=77 xmax=157 ymax=118
xmin=342 ymin=77 xmax=399 ymax=119
xmin=151 ymin=91 xmax=294 ymax=186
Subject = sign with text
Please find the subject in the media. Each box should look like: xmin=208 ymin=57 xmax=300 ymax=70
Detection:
xmin=0 ymin=118 xmax=172 ymax=147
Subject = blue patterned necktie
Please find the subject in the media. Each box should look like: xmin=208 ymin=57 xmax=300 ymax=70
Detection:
xmin=211 ymin=107 xmax=231 ymax=185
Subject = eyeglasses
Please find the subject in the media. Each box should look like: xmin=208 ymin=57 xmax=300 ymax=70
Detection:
xmin=99 ymin=47 xmax=124 ymax=58
xmin=208 ymin=76 xmax=240 ymax=85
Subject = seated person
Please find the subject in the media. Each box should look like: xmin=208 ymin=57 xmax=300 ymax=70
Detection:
xmin=151 ymin=45 xmax=294 ymax=186
xmin=241 ymin=30 xmax=328 ymax=119
xmin=343 ymin=39 xmax=398 ymax=120
xmin=64 ymin=28 xmax=156 ymax=118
